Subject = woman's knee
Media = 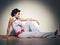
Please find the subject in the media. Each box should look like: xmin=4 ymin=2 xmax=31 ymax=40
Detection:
xmin=26 ymin=21 xmax=32 ymax=25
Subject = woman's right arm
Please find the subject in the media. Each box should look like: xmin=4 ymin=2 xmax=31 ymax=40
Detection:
xmin=7 ymin=18 xmax=13 ymax=35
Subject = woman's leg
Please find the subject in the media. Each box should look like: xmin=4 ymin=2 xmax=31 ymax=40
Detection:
xmin=39 ymin=32 xmax=55 ymax=38
xmin=23 ymin=21 xmax=41 ymax=37
xmin=18 ymin=32 xmax=35 ymax=38
xmin=24 ymin=21 xmax=40 ymax=32
xmin=23 ymin=21 xmax=55 ymax=38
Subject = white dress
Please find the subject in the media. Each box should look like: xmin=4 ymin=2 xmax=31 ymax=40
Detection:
xmin=12 ymin=17 xmax=55 ymax=38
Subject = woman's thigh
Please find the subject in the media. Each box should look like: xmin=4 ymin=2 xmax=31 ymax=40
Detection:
xmin=23 ymin=21 xmax=40 ymax=33
xmin=18 ymin=32 xmax=35 ymax=37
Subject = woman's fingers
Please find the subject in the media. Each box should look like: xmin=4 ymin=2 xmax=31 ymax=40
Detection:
xmin=36 ymin=20 xmax=40 ymax=25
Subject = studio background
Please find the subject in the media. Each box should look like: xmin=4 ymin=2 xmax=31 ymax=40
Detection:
xmin=0 ymin=0 xmax=60 ymax=35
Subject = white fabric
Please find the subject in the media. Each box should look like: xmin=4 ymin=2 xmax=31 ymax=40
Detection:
xmin=12 ymin=18 xmax=55 ymax=38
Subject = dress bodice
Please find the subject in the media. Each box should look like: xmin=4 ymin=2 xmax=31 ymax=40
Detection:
xmin=13 ymin=17 xmax=22 ymax=26
xmin=10 ymin=17 xmax=22 ymax=32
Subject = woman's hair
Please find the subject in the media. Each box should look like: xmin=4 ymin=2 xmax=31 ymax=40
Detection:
xmin=11 ymin=8 xmax=20 ymax=17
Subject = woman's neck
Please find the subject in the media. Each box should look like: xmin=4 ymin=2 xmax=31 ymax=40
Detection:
xmin=13 ymin=16 xmax=19 ymax=20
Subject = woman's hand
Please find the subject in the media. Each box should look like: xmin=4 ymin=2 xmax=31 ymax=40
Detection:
xmin=29 ymin=18 xmax=40 ymax=25
xmin=35 ymin=20 xmax=40 ymax=25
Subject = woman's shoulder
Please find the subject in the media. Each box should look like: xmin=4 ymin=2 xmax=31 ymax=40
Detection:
xmin=9 ymin=17 xmax=15 ymax=22
xmin=9 ymin=17 xmax=15 ymax=25
xmin=10 ymin=17 xmax=14 ymax=20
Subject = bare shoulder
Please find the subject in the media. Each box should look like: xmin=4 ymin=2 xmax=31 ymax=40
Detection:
xmin=9 ymin=17 xmax=14 ymax=25
xmin=9 ymin=17 xmax=14 ymax=21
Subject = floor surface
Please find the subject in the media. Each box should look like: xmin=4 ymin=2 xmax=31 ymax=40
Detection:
xmin=0 ymin=35 xmax=60 ymax=45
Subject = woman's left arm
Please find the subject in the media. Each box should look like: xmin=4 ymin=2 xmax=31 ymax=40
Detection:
xmin=20 ymin=18 xmax=40 ymax=25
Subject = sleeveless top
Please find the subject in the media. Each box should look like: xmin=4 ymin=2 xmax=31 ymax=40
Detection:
xmin=12 ymin=17 xmax=24 ymax=35
xmin=10 ymin=17 xmax=22 ymax=32
xmin=13 ymin=17 xmax=22 ymax=26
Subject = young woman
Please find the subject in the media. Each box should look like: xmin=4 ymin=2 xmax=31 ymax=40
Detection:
xmin=7 ymin=8 xmax=58 ymax=38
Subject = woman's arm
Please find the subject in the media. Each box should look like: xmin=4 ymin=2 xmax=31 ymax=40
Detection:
xmin=7 ymin=18 xmax=14 ymax=35
xmin=20 ymin=18 xmax=40 ymax=25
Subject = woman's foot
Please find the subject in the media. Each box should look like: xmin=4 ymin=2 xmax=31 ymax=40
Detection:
xmin=55 ymin=29 xmax=58 ymax=35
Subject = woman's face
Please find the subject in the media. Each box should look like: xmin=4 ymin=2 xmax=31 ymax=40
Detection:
xmin=15 ymin=12 xmax=20 ymax=19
